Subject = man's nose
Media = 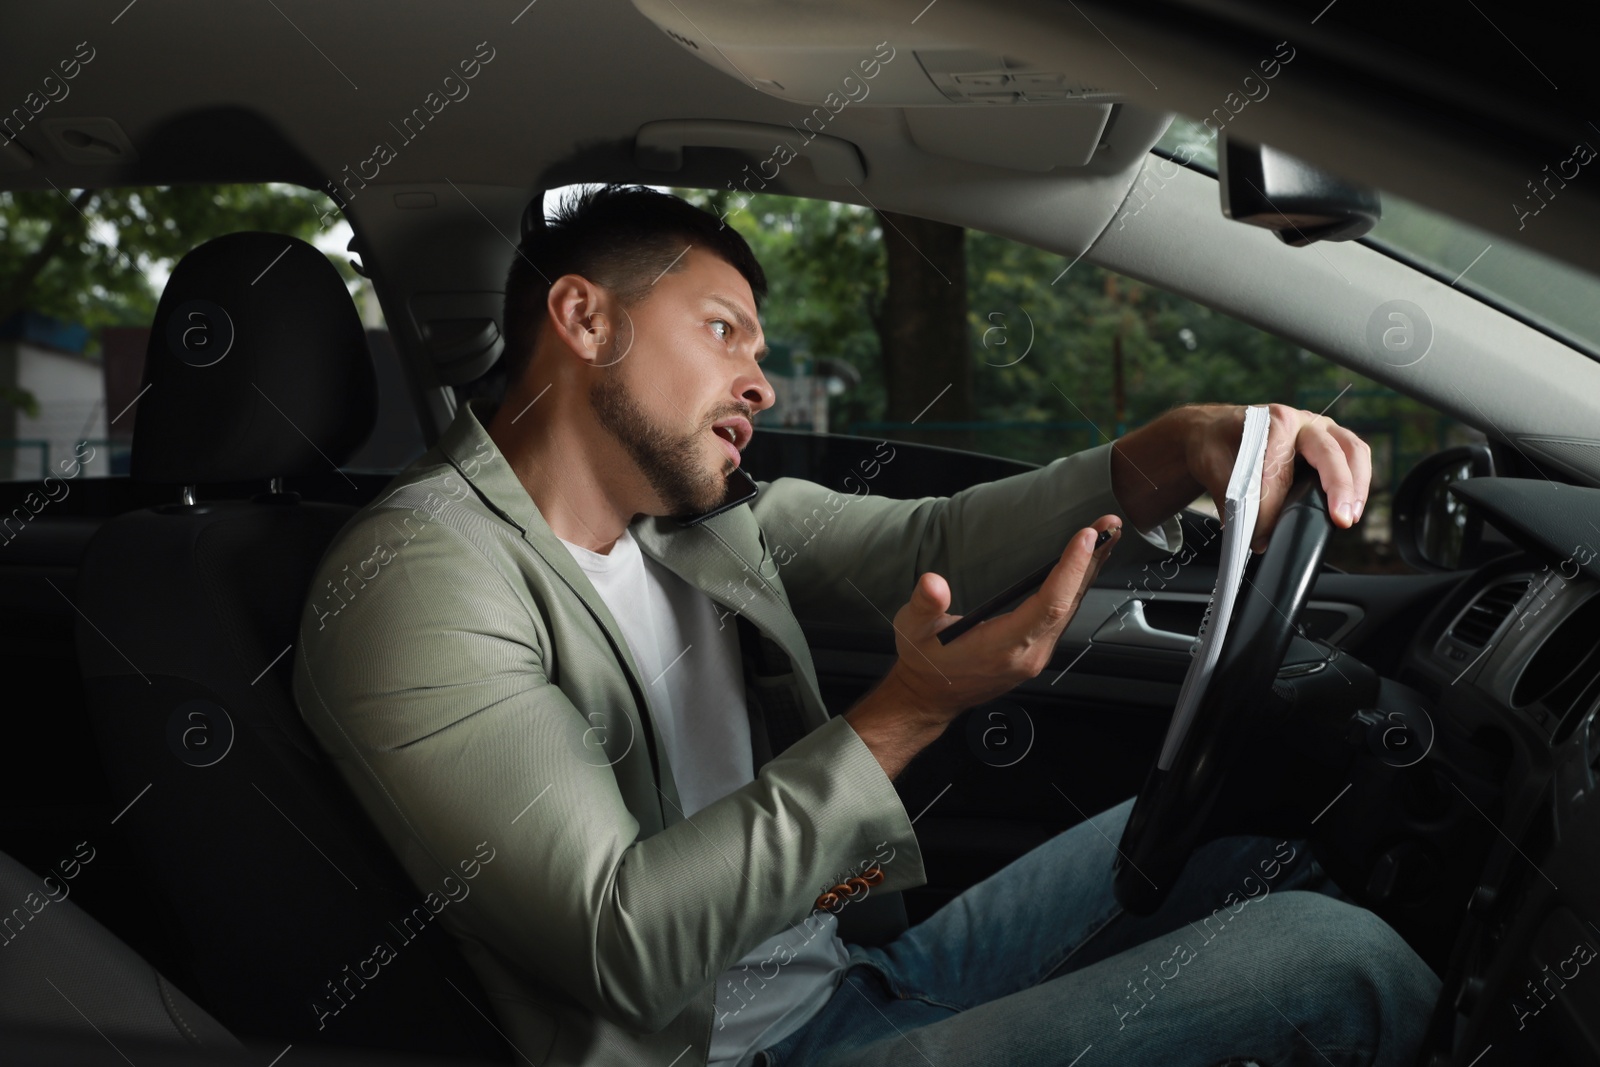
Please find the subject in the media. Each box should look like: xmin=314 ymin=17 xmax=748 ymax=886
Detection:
xmin=740 ymin=370 xmax=775 ymax=414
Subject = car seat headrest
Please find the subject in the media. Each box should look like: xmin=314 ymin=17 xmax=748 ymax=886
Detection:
xmin=131 ymin=232 xmax=379 ymax=485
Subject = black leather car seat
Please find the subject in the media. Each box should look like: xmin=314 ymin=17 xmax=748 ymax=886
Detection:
xmin=71 ymin=233 xmax=508 ymax=1059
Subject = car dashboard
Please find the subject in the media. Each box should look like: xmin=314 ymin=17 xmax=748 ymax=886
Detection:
xmin=1384 ymin=477 xmax=1600 ymax=1065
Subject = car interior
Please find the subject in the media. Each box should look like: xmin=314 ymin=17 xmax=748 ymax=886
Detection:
xmin=3 ymin=2 xmax=1599 ymax=1065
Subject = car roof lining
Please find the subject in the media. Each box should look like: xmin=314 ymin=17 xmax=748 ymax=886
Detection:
xmin=6 ymin=0 xmax=1598 ymax=273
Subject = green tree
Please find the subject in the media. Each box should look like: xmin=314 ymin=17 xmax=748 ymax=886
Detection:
xmin=875 ymin=209 xmax=971 ymax=432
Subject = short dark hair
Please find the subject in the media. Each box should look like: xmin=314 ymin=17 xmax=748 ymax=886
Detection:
xmin=500 ymin=185 xmax=768 ymax=388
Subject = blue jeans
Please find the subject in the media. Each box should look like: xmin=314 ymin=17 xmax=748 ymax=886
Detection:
xmin=754 ymin=797 xmax=1440 ymax=1067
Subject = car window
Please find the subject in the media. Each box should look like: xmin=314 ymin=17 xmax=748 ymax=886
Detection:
xmin=665 ymin=187 xmax=1477 ymax=575
xmin=0 ymin=182 xmax=420 ymax=482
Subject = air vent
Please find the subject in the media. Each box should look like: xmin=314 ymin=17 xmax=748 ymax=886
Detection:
xmin=1513 ymin=592 xmax=1600 ymax=743
xmin=1440 ymin=578 xmax=1531 ymax=654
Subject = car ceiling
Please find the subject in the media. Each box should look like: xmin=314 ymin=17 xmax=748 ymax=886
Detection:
xmin=4 ymin=0 xmax=1594 ymax=265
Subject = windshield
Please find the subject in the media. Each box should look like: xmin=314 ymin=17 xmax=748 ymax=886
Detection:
xmin=1154 ymin=117 xmax=1600 ymax=358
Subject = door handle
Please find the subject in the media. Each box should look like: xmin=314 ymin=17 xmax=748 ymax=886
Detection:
xmin=1091 ymin=599 xmax=1195 ymax=652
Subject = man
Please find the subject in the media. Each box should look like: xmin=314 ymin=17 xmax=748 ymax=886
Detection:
xmin=293 ymin=185 xmax=1438 ymax=1067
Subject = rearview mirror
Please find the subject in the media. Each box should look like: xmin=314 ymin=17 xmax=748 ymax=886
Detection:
xmin=1218 ymin=135 xmax=1381 ymax=246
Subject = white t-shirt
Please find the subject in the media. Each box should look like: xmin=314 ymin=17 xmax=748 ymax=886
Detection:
xmin=558 ymin=525 xmax=850 ymax=1067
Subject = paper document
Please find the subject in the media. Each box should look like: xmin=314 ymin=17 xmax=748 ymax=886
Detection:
xmin=1155 ymin=405 xmax=1273 ymax=771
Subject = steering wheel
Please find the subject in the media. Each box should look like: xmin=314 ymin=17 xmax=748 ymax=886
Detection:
xmin=1113 ymin=459 xmax=1331 ymax=914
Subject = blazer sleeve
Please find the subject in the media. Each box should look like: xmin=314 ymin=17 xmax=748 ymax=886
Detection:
xmin=752 ymin=440 xmax=1185 ymax=630
xmin=293 ymin=505 xmax=923 ymax=1036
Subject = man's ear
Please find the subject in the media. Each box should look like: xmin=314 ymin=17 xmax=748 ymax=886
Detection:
xmin=546 ymin=274 xmax=614 ymax=366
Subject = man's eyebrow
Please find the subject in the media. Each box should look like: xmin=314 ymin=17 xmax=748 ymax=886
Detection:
xmin=706 ymin=294 xmax=768 ymax=361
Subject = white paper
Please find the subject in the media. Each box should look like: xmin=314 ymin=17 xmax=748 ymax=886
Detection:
xmin=1155 ymin=405 xmax=1272 ymax=771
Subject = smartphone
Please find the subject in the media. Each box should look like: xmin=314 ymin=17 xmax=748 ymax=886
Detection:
xmin=936 ymin=527 xmax=1113 ymax=645
xmin=674 ymin=467 xmax=760 ymax=527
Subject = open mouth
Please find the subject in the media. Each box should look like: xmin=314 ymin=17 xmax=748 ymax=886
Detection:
xmin=713 ymin=425 xmax=741 ymax=467
xmin=710 ymin=417 xmax=751 ymax=468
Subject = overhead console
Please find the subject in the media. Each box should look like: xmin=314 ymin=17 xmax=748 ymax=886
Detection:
xmin=628 ymin=0 xmax=1147 ymax=171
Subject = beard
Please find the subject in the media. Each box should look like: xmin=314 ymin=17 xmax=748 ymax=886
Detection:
xmin=589 ymin=369 xmax=731 ymax=517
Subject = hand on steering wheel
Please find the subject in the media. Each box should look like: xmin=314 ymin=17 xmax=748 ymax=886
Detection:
xmin=1113 ymin=459 xmax=1332 ymax=914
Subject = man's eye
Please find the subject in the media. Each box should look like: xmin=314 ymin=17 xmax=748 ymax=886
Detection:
xmin=710 ymin=318 xmax=730 ymax=342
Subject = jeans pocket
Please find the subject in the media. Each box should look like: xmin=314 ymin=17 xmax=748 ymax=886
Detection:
xmin=852 ymin=954 xmax=968 ymax=1014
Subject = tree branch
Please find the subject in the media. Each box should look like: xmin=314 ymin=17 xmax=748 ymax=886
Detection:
xmin=0 ymin=187 xmax=96 ymax=327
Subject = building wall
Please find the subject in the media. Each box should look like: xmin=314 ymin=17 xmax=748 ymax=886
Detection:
xmin=0 ymin=340 xmax=108 ymax=481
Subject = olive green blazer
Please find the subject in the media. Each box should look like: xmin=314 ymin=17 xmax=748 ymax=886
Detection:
xmin=292 ymin=398 xmax=1179 ymax=1067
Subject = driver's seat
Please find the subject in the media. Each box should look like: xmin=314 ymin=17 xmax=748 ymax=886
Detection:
xmin=72 ymin=232 xmax=509 ymax=1059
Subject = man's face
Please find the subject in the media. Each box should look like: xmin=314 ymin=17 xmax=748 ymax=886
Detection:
xmin=587 ymin=245 xmax=774 ymax=517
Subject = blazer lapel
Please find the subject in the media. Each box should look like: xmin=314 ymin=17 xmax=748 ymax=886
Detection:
xmin=524 ymin=510 xmax=692 ymax=822
xmin=632 ymin=506 xmax=830 ymax=734
xmin=439 ymin=400 xmax=685 ymax=825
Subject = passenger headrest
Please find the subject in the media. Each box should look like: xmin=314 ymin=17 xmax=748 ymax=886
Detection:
xmin=132 ymin=232 xmax=378 ymax=484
